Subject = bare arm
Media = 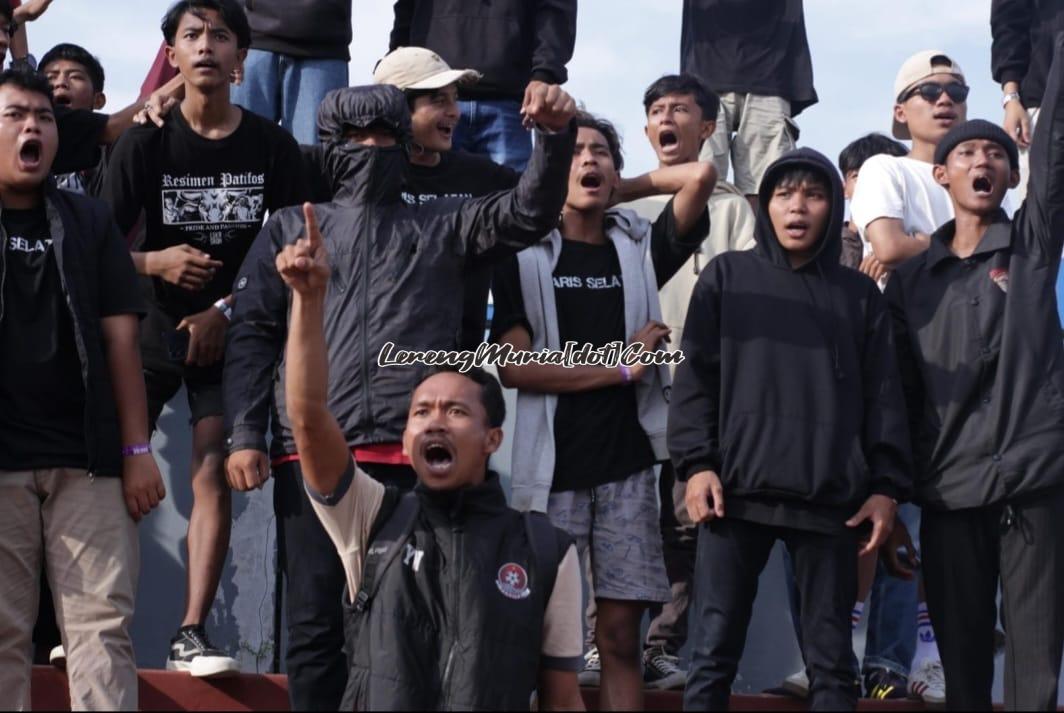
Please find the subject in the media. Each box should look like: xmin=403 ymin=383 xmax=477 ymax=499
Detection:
xmin=538 ymin=670 xmax=585 ymax=712
xmin=101 ymin=314 xmax=166 ymax=520
xmin=865 ymin=217 xmax=930 ymax=268
xmin=281 ymin=204 xmax=351 ymax=497
xmin=494 ymin=321 xmax=669 ymax=393
xmin=616 ymin=161 xmax=717 ymax=236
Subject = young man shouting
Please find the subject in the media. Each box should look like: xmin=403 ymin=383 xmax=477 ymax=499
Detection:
xmin=102 ymin=0 xmax=306 ymax=677
xmin=0 ymin=69 xmax=165 ymax=711
xmin=670 ymin=148 xmax=913 ymax=711
xmin=493 ymin=111 xmax=715 ymax=710
xmin=276 ymin=207 xmax=585 ymax=711
xmin=885 ymin=35 xmax=1064 ymax=710
xmin=619 ymin=72 xmax=754 ymax=691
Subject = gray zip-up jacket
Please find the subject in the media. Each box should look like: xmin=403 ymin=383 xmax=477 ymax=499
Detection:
xmin=223 ymin=85 xmax=574 ymax=457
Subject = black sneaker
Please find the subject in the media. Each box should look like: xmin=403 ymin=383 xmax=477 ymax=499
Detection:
xmin=643 ymin=647 xmax=686 ymax=690
xmin=863 ymin=667 xmax=908 ymax=700
xmin=167 ymin=625 xmax=240 ymax=678
xmin=577 ymin=647 xmax=600 ymax=687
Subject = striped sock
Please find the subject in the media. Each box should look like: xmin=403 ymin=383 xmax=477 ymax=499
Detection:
xmin=851 ymin=601 xmax=865 ymax=631
xmin=913 ymin=602 xmax=940 ymax=665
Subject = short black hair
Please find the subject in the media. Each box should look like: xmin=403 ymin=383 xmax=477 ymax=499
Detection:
xmin=770 ymin=167 xmax=830 ymax=193
xmin=643 ymin=74 xmax=720 ymax=122
xmin=0 ymin=0 xmax=11 ymax=23
xmin=40 ymin=43 xmax=106 ymax=93
xmin=0 ymin=68 xmax=54 ymax=106
xmin=416 ymin=367 xmax=506 ymax=428
xmin=838 ymin=133 xmax=908 ymax=175
xmin=161 ymin=0 xmax=251 ymax=50
xmin=574 ymin=110 xmax=624 ymax=171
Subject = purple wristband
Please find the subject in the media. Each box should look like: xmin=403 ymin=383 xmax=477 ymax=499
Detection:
xmin=619 ymin=364 xmax=632 ymax=383
xmin=122 ymin=443 xmax=152 ymax=457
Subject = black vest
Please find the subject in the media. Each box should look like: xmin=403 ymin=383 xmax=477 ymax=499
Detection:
xmin=342 ymin=474 xmax=570 ymax=711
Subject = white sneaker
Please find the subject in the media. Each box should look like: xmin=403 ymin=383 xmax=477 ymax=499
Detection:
xmin=908 ymin=659 xmax=946 ymax=706
xmin=49 ymin=645 xmax=66 ymax=670
xmin=781 ymin=669 xmax=809 ymax=698
xmin=166 ymin=626 xmax=240 ymax=679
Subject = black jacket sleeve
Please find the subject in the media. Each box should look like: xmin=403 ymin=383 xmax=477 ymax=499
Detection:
xmin=885 ymin=274 xmax=927 ymax=481
xmin=649 ymin=197 xmax=710 ymax=288
xmin=991 ymin=0 xmax=1034 ymax=87
xmin=95 ymin=203 xmax=147 ymax=318
xmin=667 ymin=265 xmax=723 ymax=481
xmin=224 ymin=213 xmax=290 ymax=454
xmin=530 ymin=0 xmax=577 ymax=85
xmin=1023 ymin=31 xmax=1064 ymax=262
xmin=390 ymin=0 xmax=414 ymax=50
xmin=454 ymin=124 xmax=575 ymax=267
xmin=859 ymin=284 xmax=915 ymax=502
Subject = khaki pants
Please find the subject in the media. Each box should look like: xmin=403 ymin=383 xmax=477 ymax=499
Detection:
xmin=701 ymin=92 xmax=798 ymax=195
xmin=0 ymin=469 xmax=139 ymax=711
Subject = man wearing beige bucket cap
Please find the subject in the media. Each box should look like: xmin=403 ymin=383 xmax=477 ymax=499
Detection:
xmin=373 ymin=47 xmax=520 ymax=352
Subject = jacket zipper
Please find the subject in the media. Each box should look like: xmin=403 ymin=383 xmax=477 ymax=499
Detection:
xmin=440 ymin=521 xmax=463 ymax=708
xmin=360 ymin=155 xmax=375 ymax=431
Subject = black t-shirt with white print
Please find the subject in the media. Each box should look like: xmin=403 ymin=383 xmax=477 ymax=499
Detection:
xmin=0 ymin=206 xmax=87 ymax=470
xmin=491 ymin=239 xmax=656 ymax=492
xmin=103 ymin=106 xmax=307 ymax=318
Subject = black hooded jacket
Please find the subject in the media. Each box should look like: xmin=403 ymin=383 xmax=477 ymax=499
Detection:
xmin=992 ymin=0 xmax=1064 ymax=109
xmin=668 ymin=148 xmax=913 ymax=533
xmin=223 ymin=85 xmax=574 ymax=457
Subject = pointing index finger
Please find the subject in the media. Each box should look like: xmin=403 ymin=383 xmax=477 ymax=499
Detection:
xmin=303 ymin=202 xmax=322 ymax=251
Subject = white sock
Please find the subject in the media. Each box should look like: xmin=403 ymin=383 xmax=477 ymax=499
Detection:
xmin=913 ymin=602 xmax=941 ymax=666
xmin=851 ymin=601 xmax=865 ymax=631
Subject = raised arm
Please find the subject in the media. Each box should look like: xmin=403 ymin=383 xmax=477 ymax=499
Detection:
xmin=458 ymin=85 xmax=576 ymax=266
xmin=1023 ymin=31 xmax=1064 ymax=260
xmin=279 ymin=204 xmax=351 ymax=497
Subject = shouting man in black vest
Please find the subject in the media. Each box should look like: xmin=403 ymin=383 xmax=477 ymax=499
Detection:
xmin=276 ymin=203 xmax=586 ymax=711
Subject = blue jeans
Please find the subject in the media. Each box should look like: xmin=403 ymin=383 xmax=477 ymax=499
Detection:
xmin=231 ymin=49 xmax=349 ymax=145
xmin=862 ymin=504 xmax=919 ymax=677
xmin=783 ymin=504 xmax=920 ymax=678
xmin=453 ymin=99 xmax=532 ymax=171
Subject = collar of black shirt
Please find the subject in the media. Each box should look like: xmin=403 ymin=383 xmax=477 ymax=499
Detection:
xmin=927 ymin=209 xmax=1012 ymax=270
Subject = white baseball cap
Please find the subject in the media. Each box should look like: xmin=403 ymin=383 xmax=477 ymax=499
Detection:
xmin=373 ymin=47 xmax=481 ymax=91
xmin=892 ymin=50 xmax=966 ymax=139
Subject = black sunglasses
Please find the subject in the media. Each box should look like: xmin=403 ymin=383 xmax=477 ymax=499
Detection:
xmin=904 ymin=82 xmax=970 ymax=104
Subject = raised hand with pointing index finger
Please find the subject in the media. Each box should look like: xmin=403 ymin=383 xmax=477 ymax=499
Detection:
xmin=276 ymin=203 xmax=330 ymax=297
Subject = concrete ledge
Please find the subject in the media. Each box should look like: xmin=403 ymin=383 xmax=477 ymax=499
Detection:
xmin=31 ymin=667 xmax=955 ymax=711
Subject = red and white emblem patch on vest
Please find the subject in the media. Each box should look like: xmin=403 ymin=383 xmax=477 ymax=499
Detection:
xmin=990 ymin=267 xmax=1009 ymax=293
xmin=496 ymin=563 xmax=531 ymax=600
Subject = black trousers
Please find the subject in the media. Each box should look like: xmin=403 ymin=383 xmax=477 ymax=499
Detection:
xmin=685 ymin=517 xmax=858 ymax=712
xmin=646 ymin=462 xmax=696 ymax=654
xmin=922 ymin=487 xmax=1064 ymax=711
xmin=275 ymin=459 xmax=416 ymax=711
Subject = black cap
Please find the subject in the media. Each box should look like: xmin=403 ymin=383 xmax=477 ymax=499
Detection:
xmin=934 ymin=119 xmax=1019 ymax=170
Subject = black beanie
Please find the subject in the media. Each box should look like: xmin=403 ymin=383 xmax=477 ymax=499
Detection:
xmin=934 ymin=119 xmax=1019 ymax=170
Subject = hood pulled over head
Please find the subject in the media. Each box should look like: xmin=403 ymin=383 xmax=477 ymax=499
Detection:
xmin=754 ymin=147 xmax=845 ymax=271
xmin=317 ymin=84 xmax=411 ymax=204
